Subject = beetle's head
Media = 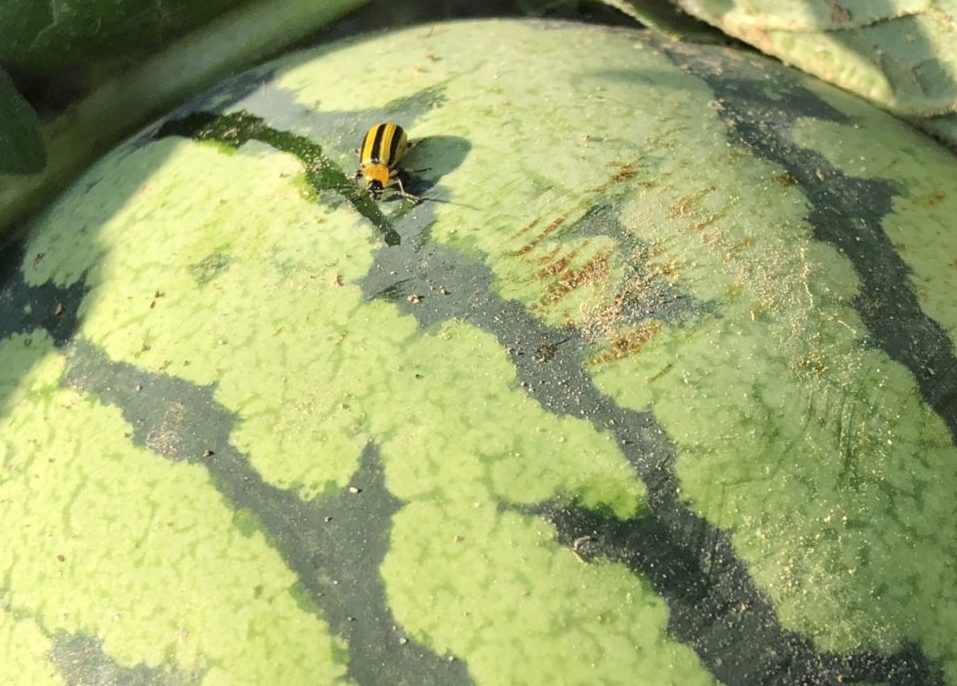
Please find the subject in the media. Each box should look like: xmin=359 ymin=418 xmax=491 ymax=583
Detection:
xmin=356 ymin=163 xmax=390 ymax=193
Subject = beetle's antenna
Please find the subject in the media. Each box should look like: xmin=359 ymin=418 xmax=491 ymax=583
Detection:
xmin=417 ymin=196 xmax=478 ymax=209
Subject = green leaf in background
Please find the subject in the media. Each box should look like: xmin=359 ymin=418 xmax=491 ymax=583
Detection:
xmin=0 ymin=0 xmax=252 ymax=71
xmin=0 ymin=68 xmax=46 ymax=175
xmin=0 ymin=0 xmax=370 ymax=241
xmin=918 ymin=111 xmax=957 ymax=147
xmin=598 ymin=0 xmax=723 ymax=40
xmin=517 ymin=0 xmax=583 ymax=15
xmin=674 ymin=0 xmax=957 ymax=148
xmin=677 ymin=0 xmax=931 ymax=31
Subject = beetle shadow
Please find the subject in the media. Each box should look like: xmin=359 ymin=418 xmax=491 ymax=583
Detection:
xmin=390 ymin=134 xmax=471 ymax=203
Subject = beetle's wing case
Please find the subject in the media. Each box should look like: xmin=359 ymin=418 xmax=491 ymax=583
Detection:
xmin=389 ymin=125 xmax=408 ymax=170
xmin=359 ymin=124 xmax=381 ymax=165
xmin=355 ymin=123 xmax=418 ymax=200
xmin=359 ymin=123 xmax=408 ymax=168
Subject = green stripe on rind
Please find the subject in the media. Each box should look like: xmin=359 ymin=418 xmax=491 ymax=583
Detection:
xmin=788 ymin=92 xmax=957 ymax=362
xmin=659 ymin=43 xmax=957 ymax=444
xmin=50 ymin=633 xmax=195 ymax=686
xmin=63 ymin=342 xmax=471 ymax=686
xmin=594 ymin=36 xmax=957 ymax=679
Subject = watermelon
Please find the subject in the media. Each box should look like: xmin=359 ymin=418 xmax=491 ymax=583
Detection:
xmin=2 ymin=18 xmax=957 ymax=686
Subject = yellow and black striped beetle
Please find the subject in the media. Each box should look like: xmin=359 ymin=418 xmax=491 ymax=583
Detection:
xmin=354 ymin=122 xmax=420 ymax=202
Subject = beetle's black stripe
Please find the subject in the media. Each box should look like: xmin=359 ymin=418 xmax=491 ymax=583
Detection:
xmin=360 ymin=127 xmax=374 ymax=161
xmin=370 ymin=123 xmax=387 ymax=164
xmin=387 ymin=125 xmax=404 ymax=169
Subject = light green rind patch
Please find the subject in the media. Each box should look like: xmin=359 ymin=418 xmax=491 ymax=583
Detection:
xmin=24 ymin=138 xmax=374 ymax=502
xmin=0 ymin=332 xmax=350 ymax=685
xmin=355 ymin=318 xmax=645 ymax=519
xmin=589 ymin=115 xmax=957 ymax=676
xmin=385 ymin=504 xmax=718 ymax=686
xmin=790 ymin=112 xmax=957 ymax=358
xmin=0 ymin=606 xmax=62 ymax=686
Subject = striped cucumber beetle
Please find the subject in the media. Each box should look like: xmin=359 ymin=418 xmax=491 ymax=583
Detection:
xmin=354 ymin=122 xmax=422 ymax=202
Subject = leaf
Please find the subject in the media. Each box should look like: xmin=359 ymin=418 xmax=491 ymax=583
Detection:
xmin=0 ymin=0 xmax=371 ymax=240
xmin=0 ymin=68 xmax=46 ymax=175
xmin=517 ymin=0 xmax=584 ymax=15
xmin=596 ymin=0 xmax=725 ymax=40
xmin=675 ymin=0 xmax=957 ymax=117
xmin=915 ymin=112 xmax=957 ymax=152
xmin=0 ymin=0 xmax=251 ymax=72
xmin=677 ymin=0 xmax=931 ymax=31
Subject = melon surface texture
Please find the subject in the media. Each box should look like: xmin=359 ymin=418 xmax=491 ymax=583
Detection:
xmin=2 ymin=18 xmax=957 ymax=686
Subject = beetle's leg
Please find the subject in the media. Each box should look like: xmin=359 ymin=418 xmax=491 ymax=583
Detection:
xmin=394 ymin=175 xmax=421 ymax=203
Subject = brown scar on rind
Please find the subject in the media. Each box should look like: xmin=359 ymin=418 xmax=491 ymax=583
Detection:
xmin=515 ymin=214 xmax=568 ymax=255
xmin=589 ymin=162 xmax=638 ymax=193
xmin=536 ymin=243 xmax=587 ymax=279
xmin=591 ymin=321 xmax=662 ymax=364
xmin=510 ymin=216 xmax=542 ymax=240
xmin=650 ymin=362 xmax=674 ymax=381
xmin=534 ymin=245 xmax=563 ymax=267
xmin=690 ymin=210 xmax=725 ymax=232
xmin=667 ymin=186 xmax=715 ymax=219
xmin=611 ymin=163 xmax=637 ymax=183
xmin=774 ymin=172 xmax=798 ymax=188
xmin=542 ymin=249 xmax=612 ymax=303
